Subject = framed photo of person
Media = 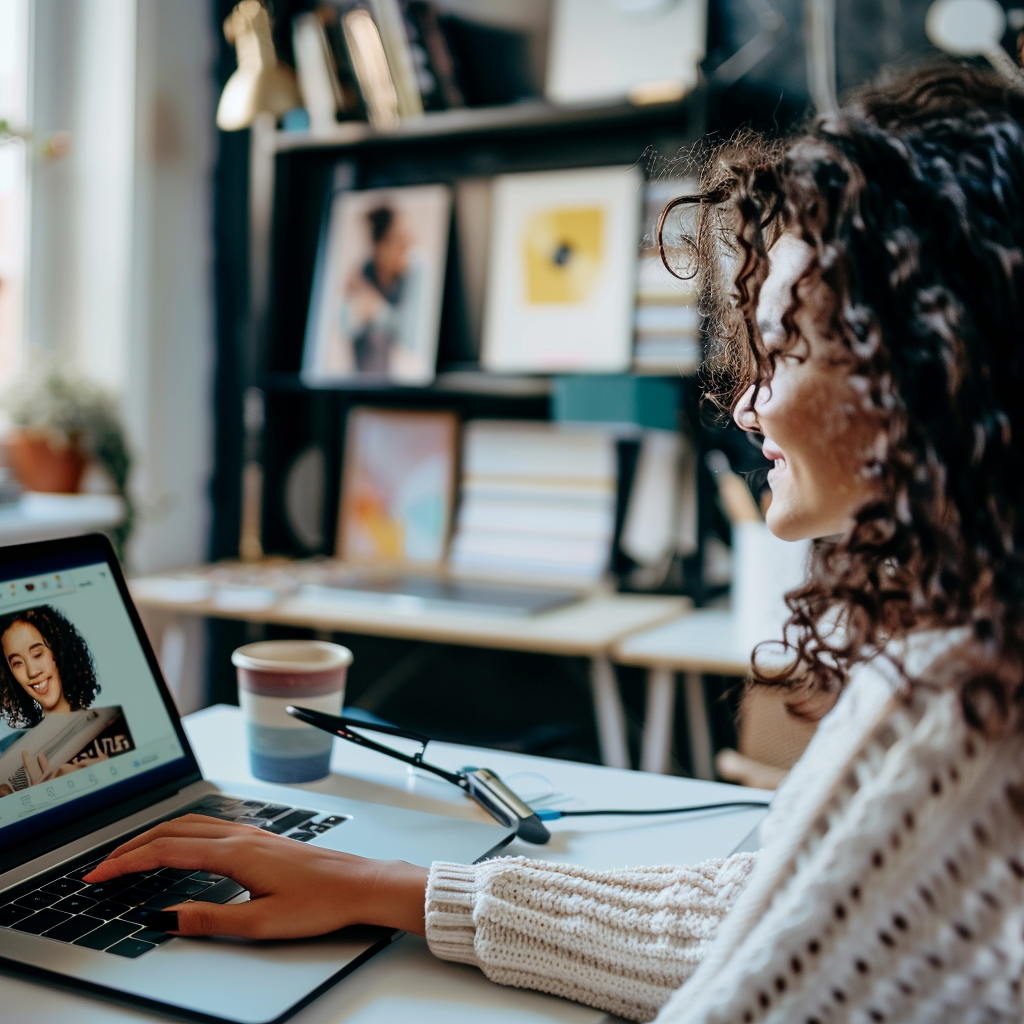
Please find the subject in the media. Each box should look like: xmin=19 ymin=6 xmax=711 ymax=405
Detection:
xmin=303 ymin=183 xmax=452 ymax=386
xmin=337 ymin=407 xmax=459 ymax=566
xmin=481 ymin=165 xmax=644 ymax=373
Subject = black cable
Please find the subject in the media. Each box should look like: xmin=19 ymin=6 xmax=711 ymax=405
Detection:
xmin=538 ymin=800 xmax=771 ymax=820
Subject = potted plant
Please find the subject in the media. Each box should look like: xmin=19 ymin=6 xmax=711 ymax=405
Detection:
xmin=3 ymin=368 xmax=134 ymax=558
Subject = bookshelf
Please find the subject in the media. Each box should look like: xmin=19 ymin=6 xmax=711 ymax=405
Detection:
xmin=268 ymin=95 xmax=696 ymax=153
xmin=232 ymin=92 xmax=704 ymax=562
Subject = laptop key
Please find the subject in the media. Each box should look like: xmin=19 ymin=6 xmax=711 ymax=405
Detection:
xmin=165 ymin=880 xmax=211 ymax=896
xmin=265 ymin=810 xmax=317 ymax=834
xmin=257 ymin=804 xmax=290 ymax=820
xmin=133 ymin=927 xmax=173 ymax=945
xmin=156 ymin=868 xmax=194 ymax=880
xmin=80 ymin=881 xmax=131 ymax=900
xmin=42 ymin=914 xmax=105 ymax=943
xmin=52 ymin=894 xmax=98 ymax=914
xmin=108 ymin=937 xmax=158 ymax=958
xmin=73 ymin=919 xmax=140 ymax=950
xmin=134 ymin=875 xmax=169 ymax=893
xmin=13 ymin=891 xmax=58 ymax=910
xmin=65 ymin=860 xmax=106 ymax=880
xmin=0 ymin=903 xmax=36 ymax=926
xmin=118 ymin=887 xmax=153 ymax=907
xmin=121 ymin=908 xmax=178 ymax=931
xmin=191 ymin=871 xmax=225 ymax=882
xmin=192 ymin=878 xmax=245 ymax=904
xmin=138 ymin=892 xmax=187 ymax=911
xmin=91 ymin=900 xmax=131 ymax=920
xmin=40 ymin=878 xmax=84 ymax=897
xmin=289 ymin=832 xmax=316 ymax=842
xmin=12 ymin=909 xmax=72 ymax=934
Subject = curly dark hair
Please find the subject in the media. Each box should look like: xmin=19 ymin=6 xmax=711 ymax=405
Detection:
xmin=0 ymin=605 xmax=100 ymax=729
xmin=685 ymin=60 xmax=1024 ymax=732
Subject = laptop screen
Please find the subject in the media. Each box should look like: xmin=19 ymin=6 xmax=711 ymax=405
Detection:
xmin=0 ymin=541 xmax=193 ymax=852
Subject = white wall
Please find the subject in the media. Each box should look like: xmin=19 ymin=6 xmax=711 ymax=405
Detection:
xmin=26 ymin=0 xmax=215 ymax=711
xmin=27 ymin=0 xmax=214 ymax=575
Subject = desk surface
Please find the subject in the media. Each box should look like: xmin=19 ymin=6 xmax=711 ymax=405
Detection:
xmin=130 ymin=575 xmax=688 ymax=657
xmin=1 ymin=705 xmax=768 ymax=1024
xmin=613 ymin=608 xmax=752 ymax=676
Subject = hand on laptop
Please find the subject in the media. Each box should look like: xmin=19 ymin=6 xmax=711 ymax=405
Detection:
xmin=83 ymin=814 xmax=430 ymax=940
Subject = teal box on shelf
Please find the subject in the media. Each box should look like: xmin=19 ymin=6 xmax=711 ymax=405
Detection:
xmin=552 ymin=375 xmax=678 ymax=431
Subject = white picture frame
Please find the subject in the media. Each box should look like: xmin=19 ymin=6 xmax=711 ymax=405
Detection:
xmin=481 ymin=165 xmax=643 ymax=373
xmin=303 ymin=183 xmax=451 ymax=387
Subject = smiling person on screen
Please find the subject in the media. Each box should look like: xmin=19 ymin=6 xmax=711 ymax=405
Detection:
xmin=0 ymin=605 xmax=107 ymax=790
xmin=88 ymin=61 xmax=1024 ymax=1022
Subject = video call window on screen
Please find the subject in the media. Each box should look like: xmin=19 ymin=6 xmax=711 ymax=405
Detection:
xmin=0 ymin=602 xmax=136 ymax=796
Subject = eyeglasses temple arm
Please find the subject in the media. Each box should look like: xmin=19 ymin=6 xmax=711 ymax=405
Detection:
xmin=286 ymin=706 xmax=465 ymax=787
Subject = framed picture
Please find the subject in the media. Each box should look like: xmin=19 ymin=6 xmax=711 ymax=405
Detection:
xmin=337 ymin=408 xmax=459 ymax=566
xmin=303 ymin=184 xmax=452 ymax=386
xmin=481 ymin=165 xmax=643 ymax=373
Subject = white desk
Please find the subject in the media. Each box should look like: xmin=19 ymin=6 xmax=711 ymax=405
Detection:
xmin=613 ymin=610 xmax=752 ymax=780
xmin=1 ymin=704 xmax=768 ymax=1024
xmin=131 ymin=572 xmax=687 ymax=771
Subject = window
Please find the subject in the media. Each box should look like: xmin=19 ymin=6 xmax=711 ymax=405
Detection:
xmin=0 ymin=0 xmax=29 ymax=380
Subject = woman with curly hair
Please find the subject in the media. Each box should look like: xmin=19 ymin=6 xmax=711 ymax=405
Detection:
xmin=86 ymin=60 xmax=1024 ymax=1021
xmin=0 ymin=605 xmax=105 ymax=791
xmin=0 ymin=604 xmax=101 ymax=730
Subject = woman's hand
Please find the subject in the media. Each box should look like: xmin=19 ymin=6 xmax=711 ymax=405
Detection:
xmin=21 ymin=749 xmax=56 ymax=786
xmin=83 ymin=815 xmax=429 ymax=940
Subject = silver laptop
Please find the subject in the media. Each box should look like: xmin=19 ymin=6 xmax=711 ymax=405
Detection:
xmin=0 ymin=534 xmax=514 ymax=1023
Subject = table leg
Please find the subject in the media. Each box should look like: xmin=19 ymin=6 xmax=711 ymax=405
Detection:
xmin=589 ymin=655 xmax=631 ymax=770
xmin=640 ymin=667 xmax=676 ymax=774
xmin=683 ymin=672 xmax=714 ymax=780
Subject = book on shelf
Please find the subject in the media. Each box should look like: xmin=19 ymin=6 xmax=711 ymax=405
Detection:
xmin=317 ymin=6 xmax=368 ymax=120
xmin=288 ymin=2 xmax=472 ymax=132
xmin=449 ymin=421 xmax=618 ymax=584
xmin=368 ymin=0 xmax=424 ymax=118
xmin=341 ymin=5 xmax=401 ymax=129
xmin=406 ymin=1 xmax=464 ymax=110
xmin=292 ymin=13 xmax=345 ymax=132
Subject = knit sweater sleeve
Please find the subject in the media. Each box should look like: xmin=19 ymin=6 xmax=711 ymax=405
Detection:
xmin=424 ymin=852 xmax=757 ymax=1023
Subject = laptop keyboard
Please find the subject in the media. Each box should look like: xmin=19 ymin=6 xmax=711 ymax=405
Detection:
xmin=0 ymin=794 xmax=348 ymax=958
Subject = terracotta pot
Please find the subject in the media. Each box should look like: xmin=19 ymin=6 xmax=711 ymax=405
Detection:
xmin=6 ymin=429 xmax=87 ymax=493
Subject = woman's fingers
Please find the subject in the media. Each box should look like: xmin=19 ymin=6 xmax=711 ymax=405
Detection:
xmin=22 ymin=749 xmax=46 ymax=785
xmin=84 ymin=834 xmax=247 ymax=883
xmin=167 ymin=897 xmax=324 ymax=941
xmin=96 ymin=815 xmax=251 ymax=866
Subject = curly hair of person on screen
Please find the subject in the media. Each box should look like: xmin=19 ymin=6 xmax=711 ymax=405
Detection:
xmin=0 ymin=604 xmax=100 ymax=729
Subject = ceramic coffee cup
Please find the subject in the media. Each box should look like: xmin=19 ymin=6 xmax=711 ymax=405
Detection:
xmin=231 ymin=640 xmax=352 ymax=783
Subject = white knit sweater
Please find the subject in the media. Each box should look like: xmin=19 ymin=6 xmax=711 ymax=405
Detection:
xmin=424 ymin=633 xmax=1024 ymax=1022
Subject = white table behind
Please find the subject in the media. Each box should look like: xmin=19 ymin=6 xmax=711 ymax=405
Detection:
xmin=0 ymin=705 xmax=769 ymax=1024
xmin=614 ymin=610 xmax=753 ymax=779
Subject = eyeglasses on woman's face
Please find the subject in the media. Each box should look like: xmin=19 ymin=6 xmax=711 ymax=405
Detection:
xmin=655 ymin=187 xmax=733 ymax=281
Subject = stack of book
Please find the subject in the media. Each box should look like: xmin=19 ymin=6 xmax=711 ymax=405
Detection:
xmin=291 ymin=1 xmax=466 ymax=131
xmin=633 ymin=179 xmax=702 ymax=374
xmin=449 ymin=421 xmax=618 ymax=584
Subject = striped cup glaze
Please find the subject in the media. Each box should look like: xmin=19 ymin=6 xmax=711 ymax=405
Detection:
xmin=231 ymin=640 xmax=353 ymax=783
